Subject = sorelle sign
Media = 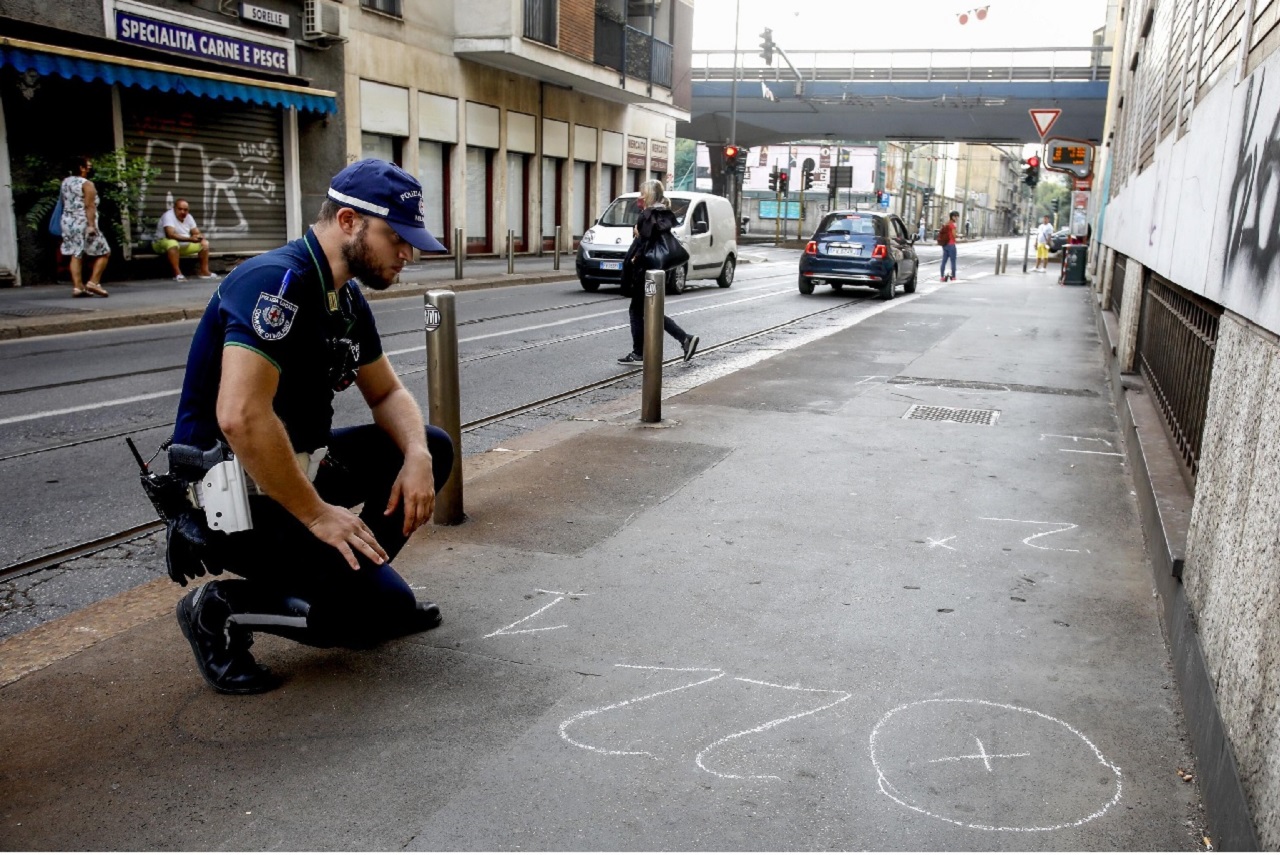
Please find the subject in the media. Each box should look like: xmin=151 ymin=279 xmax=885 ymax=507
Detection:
xmin=239 ymin=3 xmax=289 ymax=29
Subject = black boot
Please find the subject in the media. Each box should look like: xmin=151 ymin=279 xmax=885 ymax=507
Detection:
xmin=403 ymin=600 xmax=442 ymax=633
xmin=176 ymin=581 xmax=280 ymax=695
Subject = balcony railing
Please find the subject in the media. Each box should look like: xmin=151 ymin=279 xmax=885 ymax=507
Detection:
xmin=692 ymin=46 xmax=1112 ymax=84
xmin=523 ymin=0 xmax=557 ymax=46
xmin=594 ymin=15 xmax=673 ymax=89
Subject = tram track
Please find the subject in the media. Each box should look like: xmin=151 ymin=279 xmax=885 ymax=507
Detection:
xmin=0 ymin=295 xmax=621 ymax=399
xmin=1 ymin=270 xmax=850 ymax=583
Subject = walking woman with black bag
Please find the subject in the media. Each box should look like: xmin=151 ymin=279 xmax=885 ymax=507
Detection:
xmin=617 ymin=180 xmax=700 ymax=365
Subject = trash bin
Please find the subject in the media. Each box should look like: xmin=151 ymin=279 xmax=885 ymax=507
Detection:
xmin=1061 ymin=244 xmax=1088 ymax=286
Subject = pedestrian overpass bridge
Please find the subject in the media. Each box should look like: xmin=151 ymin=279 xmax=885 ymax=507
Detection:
xmin=680 ymin=46 xmax=1111 ymax=147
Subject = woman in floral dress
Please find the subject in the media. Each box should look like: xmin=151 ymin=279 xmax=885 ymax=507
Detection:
xmin=60 ymin=155 xmax=111 ymax=297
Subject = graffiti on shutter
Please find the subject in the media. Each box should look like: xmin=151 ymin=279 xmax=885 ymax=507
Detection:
xmin=124 ymin=91 xmax=286 ymax=254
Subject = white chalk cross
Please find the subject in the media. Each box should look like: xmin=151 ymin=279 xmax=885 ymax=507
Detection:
xmin=929 ymin=736 xmax=1031 ymax=772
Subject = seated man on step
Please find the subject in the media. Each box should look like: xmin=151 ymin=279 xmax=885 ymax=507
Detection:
xmin=152 ymin=198 xmax=218 ymax=281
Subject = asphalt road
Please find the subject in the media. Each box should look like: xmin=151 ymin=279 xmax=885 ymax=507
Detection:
xmin=0 ymin=241 xmax=1013 ymax=635
xmin=0 ymin=248 xmax=1206 ymax=851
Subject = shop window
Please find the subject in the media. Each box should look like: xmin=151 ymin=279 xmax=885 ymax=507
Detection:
xmin=466 ymin=146 xmax=493 ymax=253
xmin=542 ymin=156 xmax=563 ymax=250
xmin=571 ymin=160 xmax=591 ymax=240
xmin=362 ymin=133 xmax=403 ymax=166
xmin=360 ymin=0 xmax=402 ymax=17
xmin=599 ymin=164 xmax=618 ymax=211
xmin=628 ymin=168 xmax=643 ymax=192
xmin=506 ymin=153 xmax=529 ymax=252
xmin=418 ymin=141 xmax=451 ymax=250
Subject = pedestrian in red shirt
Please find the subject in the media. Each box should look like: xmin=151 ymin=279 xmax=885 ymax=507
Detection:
xmin=939 ymin=210 xmax=959 ymax=281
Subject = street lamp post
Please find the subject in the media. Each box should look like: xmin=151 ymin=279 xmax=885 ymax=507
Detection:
xmin=727 ymin=0 xmax=742 ymax=223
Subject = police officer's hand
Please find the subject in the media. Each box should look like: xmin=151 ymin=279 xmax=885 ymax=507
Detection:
xmin=306 ymin=504 xmax=389 ymax=570
xmin=386 ymin=449 xmax=436 ymax=536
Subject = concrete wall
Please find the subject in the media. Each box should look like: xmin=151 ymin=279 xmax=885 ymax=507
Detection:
xmin=1183 ymin=313 xmax=1280 ymax=848
xmin=1101 ymin=48 xmax=1280 ymax=336
xmin=1096 ymin=2 xmax=1280 ymax=845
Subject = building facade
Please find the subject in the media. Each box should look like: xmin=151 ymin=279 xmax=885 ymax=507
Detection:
xmin=0 ymin=0 xmax=347 ymax=285
xmin=1091 ymin=0 xmax=1280 ymax=847
xmin=342 ymin=0 xmax=689 ymax=258
xmin=0 ymin=0 xmax=691 ymax=284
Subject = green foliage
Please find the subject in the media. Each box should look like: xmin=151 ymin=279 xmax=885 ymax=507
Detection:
xmin=15 ymin=149 xmax=159 ymax=248
xmin=14 ymin=155 xmax=62 ymax=233
xmin=672 ymin=138 xmax=697 ymax=191
xmin=1033 ymin=175 xmax=1071 ymax=221
xmin=90 ymin=149 xmax=162 ymax=248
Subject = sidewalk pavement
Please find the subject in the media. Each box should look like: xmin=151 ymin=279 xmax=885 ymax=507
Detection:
xmin=0 ymin=268 xmax=1205 ymax=850
xmin=0 ymin=246 xmax=778 ymax=340
xmin=0 ymin=254 xmax=581 ymax=340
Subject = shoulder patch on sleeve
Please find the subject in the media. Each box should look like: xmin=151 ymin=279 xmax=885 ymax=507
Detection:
xmin=251 ymin=292 xmax=299 ymax=341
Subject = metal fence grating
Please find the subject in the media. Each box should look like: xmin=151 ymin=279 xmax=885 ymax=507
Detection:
xmin=0 ymin=305 xmax=91 ymax=318
xmin=1109 ymin=253 xmax=1127 ymax=314
xmin=903 ymin=405 xmax=1001 ymax=426
xmin=1137 ymin=272 xmax=1221 ymax=480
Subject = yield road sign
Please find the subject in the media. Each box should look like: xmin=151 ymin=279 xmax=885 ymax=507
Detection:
xmin=1030 ymin=109 xmax=1062 ymax=139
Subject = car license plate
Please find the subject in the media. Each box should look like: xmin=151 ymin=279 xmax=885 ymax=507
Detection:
xmin=601 ymin=261 xmax=623 ymax=270
xmin=827 ymin=244 xmax=860 ymax=257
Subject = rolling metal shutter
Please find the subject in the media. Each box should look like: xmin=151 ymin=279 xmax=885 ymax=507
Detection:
xmin=123 ymin=90 xmax=286 ymax=255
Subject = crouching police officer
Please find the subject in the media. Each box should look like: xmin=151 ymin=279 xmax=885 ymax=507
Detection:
xmin=168 ymin=159 xmax=452 ymax=694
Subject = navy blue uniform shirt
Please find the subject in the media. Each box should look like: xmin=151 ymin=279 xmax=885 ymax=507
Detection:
xmin=173 ymin=229 xmax=384 ymax=453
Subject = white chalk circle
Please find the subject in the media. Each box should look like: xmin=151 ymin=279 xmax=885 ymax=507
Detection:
xmin=869 ymin=699 xmax=1122 ymax=832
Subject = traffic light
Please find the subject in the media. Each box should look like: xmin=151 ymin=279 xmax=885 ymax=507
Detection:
xmin=876 ymin=190 xmax=884 ymax=204
xmin=722 ymin=144 xmax=741 ymax=175
xmin=778 ymin=170 xmax=789 ymax=193
xmin=758 ymin=28 xmax=774 ymax=65
xmin=1023 ymin=155 xmax=1041 ymax=187
xmin=1051 ymin=197 xmax=1060 ymax=213
xmin=802 ymin=169 xmax=814 ymax=191
xmin=768 ymin=167 xmax=779 ymax=192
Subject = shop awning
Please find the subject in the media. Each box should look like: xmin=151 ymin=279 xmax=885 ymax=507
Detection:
xmin=0 ymin=38 xmax=338 ymax=115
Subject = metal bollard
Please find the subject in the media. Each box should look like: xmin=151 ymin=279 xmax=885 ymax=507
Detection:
xmin=423 ymin=290 xmax=464 ymax=525
xmin=1001 ymin=243 xmax=1010 ymax=274
xmin=641 ymin=269 xmax=665 ymax=423
xmin=996 ymin=243 xmax=1005 ymax=274
xmin=454 ymin=228 xmax=464 ymax=280
xmin=507 ymin=229 xmax=515 ymax=274
xmin=553 ymin=225 xmax=562 ymax=270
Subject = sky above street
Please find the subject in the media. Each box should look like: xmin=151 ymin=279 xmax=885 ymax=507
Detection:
xmin=691 ymin=0 xmax=1112 ymax=53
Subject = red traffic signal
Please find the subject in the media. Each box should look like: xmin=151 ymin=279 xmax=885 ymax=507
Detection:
xmin=1027 ymin=155 xmax=1041 ymax=168
xmin=724 ymin=145 xmax=740 ymax=160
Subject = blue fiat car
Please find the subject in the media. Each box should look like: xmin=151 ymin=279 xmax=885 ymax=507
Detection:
xmin=798 ymin=210 xmax=919 ymax=300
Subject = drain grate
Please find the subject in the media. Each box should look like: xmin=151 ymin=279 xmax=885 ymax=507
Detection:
xmin=903 ymin=404 xmax=1000 ymax=426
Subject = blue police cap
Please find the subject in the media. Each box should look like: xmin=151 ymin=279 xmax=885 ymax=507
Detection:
xmin=327 ymin=159 xmax=446 ymax=253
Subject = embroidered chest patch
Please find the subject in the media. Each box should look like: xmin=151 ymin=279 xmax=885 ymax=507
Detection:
xmin=252 ymin=293 xmax=299 ymax=341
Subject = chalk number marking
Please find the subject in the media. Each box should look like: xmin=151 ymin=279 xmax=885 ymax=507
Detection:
xmin=559 ymin=665 xmax=852 ymax=780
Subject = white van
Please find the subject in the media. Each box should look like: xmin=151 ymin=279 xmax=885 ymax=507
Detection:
xmin=575 ymin=191 xmax=739 ymax=295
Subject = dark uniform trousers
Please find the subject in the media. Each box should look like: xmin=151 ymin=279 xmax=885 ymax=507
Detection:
xmin=214 ymin=423 xmax=454 ymax=647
